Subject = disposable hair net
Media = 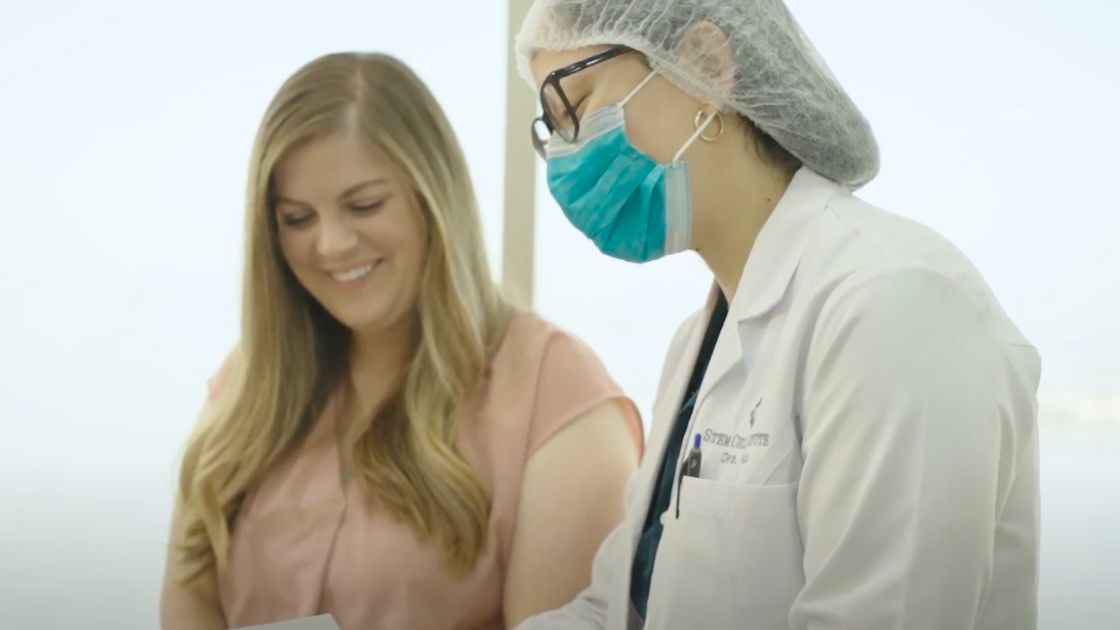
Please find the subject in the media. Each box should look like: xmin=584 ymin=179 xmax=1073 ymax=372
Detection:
xmin=515 ymin=0 xmax=880 ymax=188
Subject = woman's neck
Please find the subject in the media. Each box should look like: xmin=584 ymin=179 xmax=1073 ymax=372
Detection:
xmin=345 ymin=316 xmax=417 ymax=416
xmin=693 ymin=161 xmax=794 ymax=300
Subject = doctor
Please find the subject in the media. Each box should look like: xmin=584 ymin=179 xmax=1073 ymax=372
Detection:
xmin=515 ymin=1 xmax=1041 ymax=629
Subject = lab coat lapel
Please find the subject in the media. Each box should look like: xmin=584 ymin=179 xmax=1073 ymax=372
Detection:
xmin=695 ymin=168 xmax=842 ymax=409
xmin=608 ymin=294 xmax=714 ymax=629
xmin=632 ymin=290 xmax=716 ymax=518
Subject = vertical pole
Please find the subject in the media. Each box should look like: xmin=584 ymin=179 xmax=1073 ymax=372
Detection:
xmin=501 ymin=0 xmax=537 ymax=307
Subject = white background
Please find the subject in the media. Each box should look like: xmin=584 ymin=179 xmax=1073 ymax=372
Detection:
xmin=0 ymin=1 xmax=1116 ymax=628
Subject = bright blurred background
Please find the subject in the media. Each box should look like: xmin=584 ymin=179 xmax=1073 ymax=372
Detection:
xmin=0 ymin=1 xmax=1116 ymax=628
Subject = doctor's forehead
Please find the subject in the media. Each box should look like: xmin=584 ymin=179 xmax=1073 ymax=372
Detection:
xmin=528 ymin=45 xmax=616 ymax=89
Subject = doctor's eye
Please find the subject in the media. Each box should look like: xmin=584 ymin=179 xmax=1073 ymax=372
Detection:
xmin=570 ymin=98 xmax=588 ymax=120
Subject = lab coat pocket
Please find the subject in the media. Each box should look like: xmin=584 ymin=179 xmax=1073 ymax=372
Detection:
xmin=644 ymin=479 xmax=804 ymax=630
xmin=677 ymin=476 xmax=798 ymax=523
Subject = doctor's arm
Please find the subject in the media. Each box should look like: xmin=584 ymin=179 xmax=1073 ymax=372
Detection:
xmin=789 ymin=268 xmax=1037 ymax=630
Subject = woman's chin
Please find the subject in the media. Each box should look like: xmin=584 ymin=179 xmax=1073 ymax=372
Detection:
xmin=330 ymin=303 xmax=400 ymax=337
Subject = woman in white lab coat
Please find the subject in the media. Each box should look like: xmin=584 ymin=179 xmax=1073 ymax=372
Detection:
xmin=514 ymin=1 xmax=1041 ymax=629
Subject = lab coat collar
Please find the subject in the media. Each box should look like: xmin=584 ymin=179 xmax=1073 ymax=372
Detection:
xmin=691 ymin=169 xmax=840 ymax=409
xmin=733 ymin=167 xmax=842 ymax=322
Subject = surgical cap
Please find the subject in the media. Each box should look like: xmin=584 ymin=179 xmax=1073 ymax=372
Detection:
xmin=515 ymin=0 xmax=880 ymax=188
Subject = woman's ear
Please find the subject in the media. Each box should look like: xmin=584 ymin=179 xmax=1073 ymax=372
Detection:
xmin=676 ymin=21 xmax=736 ymax=100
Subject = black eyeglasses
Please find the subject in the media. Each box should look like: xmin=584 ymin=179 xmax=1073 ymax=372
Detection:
xmin=530 ymin=46 xmax=632 ymax=158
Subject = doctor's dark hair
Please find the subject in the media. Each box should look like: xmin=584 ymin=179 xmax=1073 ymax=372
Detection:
xmin=740 ymin=116 xmax=802 ymax=175
xmin=173 ymin=52 xmax=512 ymax=588
xmin=550 ymin=2 xmax=802 ymax=174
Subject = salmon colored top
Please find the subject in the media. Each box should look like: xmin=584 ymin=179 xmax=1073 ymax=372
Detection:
xmin=213 ymin=311 xmax=642 ymax=629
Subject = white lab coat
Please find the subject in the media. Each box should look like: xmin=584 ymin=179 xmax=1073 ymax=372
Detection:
xmin=519 ymin=168 xmax=1041 ymax=630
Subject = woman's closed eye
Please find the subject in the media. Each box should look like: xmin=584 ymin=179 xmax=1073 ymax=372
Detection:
xmin=280 ymin=210 xmax=315 ymax=227
xmin=350 ymin=195 xmax=389 ymax=214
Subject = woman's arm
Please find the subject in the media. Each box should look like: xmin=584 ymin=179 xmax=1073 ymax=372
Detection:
xmin=503 ymin=400 xmax=639 ymax=628
xmin=160 ymin=498 xmax=226 ymax=630
xmin=161 ymin=353 xmax=237 ymax=630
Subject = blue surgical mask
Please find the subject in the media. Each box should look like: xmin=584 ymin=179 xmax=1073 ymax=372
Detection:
xmin=544 ymin=71 xmax=716 ymax=263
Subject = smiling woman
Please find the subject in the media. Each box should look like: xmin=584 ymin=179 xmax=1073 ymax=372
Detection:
xmin=272 ymin=137 xmax=428 ymax=340
xmin=158 ymin=52 xmax=643 ymax=630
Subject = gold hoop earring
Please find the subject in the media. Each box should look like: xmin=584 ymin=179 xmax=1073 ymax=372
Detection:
xmin=693 ymin=109 xmax=725 ymax=142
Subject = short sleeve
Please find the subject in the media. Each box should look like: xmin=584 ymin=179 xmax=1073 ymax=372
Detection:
xmin=526 ymin=331 xmax=643 ymax=456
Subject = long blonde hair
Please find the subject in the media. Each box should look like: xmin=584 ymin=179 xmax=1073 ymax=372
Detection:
xmin=174 ymin=52 xmax=512 ymax=586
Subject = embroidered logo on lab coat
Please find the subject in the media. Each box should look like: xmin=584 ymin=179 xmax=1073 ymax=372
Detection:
xmin=749 ymin=398 xmax=762 ymax=429
xmin=703 ymin=398 xmax=770 ymax=465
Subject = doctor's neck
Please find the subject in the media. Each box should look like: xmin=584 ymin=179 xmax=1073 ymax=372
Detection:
xmin=690 ymin=130 xmax=795 ymax=301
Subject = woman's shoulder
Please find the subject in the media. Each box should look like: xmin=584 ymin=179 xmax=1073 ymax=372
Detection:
xmin=486 ymin=310 xmax=639 ymax=455
xmin=497 ymin=308 xmax=557 ymax=349
xmin=490 ymin=310 xmax=609 ymax=385
xmin=205 ymin=348 xmax=241 ymax=402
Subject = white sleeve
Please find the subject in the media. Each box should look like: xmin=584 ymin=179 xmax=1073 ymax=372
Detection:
xmin=790 ymin=267 xmax=1038 ymax=629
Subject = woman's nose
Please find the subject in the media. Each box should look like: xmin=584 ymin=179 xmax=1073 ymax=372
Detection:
xmin=316 ymin=215 xmax=359 ymax=259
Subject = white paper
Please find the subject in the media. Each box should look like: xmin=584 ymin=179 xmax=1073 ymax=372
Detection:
xmin=235 ymin=614 xmax=341 ymax=630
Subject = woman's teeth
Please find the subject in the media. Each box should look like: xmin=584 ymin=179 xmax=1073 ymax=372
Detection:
xmin=332 ymin=263 xmax=374 ymax=282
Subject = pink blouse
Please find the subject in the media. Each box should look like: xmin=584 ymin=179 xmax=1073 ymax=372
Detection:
xmin=214 ymin=311 xmax=642 ymax=629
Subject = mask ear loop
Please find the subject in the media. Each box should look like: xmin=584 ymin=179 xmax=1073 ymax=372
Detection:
xmin=673 ymin=109 xmax=720 ymax=162
xmin=620 ymin=70 xmax=658 ymax=108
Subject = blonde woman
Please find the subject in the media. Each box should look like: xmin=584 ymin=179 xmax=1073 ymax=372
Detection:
xmin=160 ymin=52 xmax=643 ymax=630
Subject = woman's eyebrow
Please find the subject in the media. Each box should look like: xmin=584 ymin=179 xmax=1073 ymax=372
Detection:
xmin=273 ymin=178 xmax=389 ymax=207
